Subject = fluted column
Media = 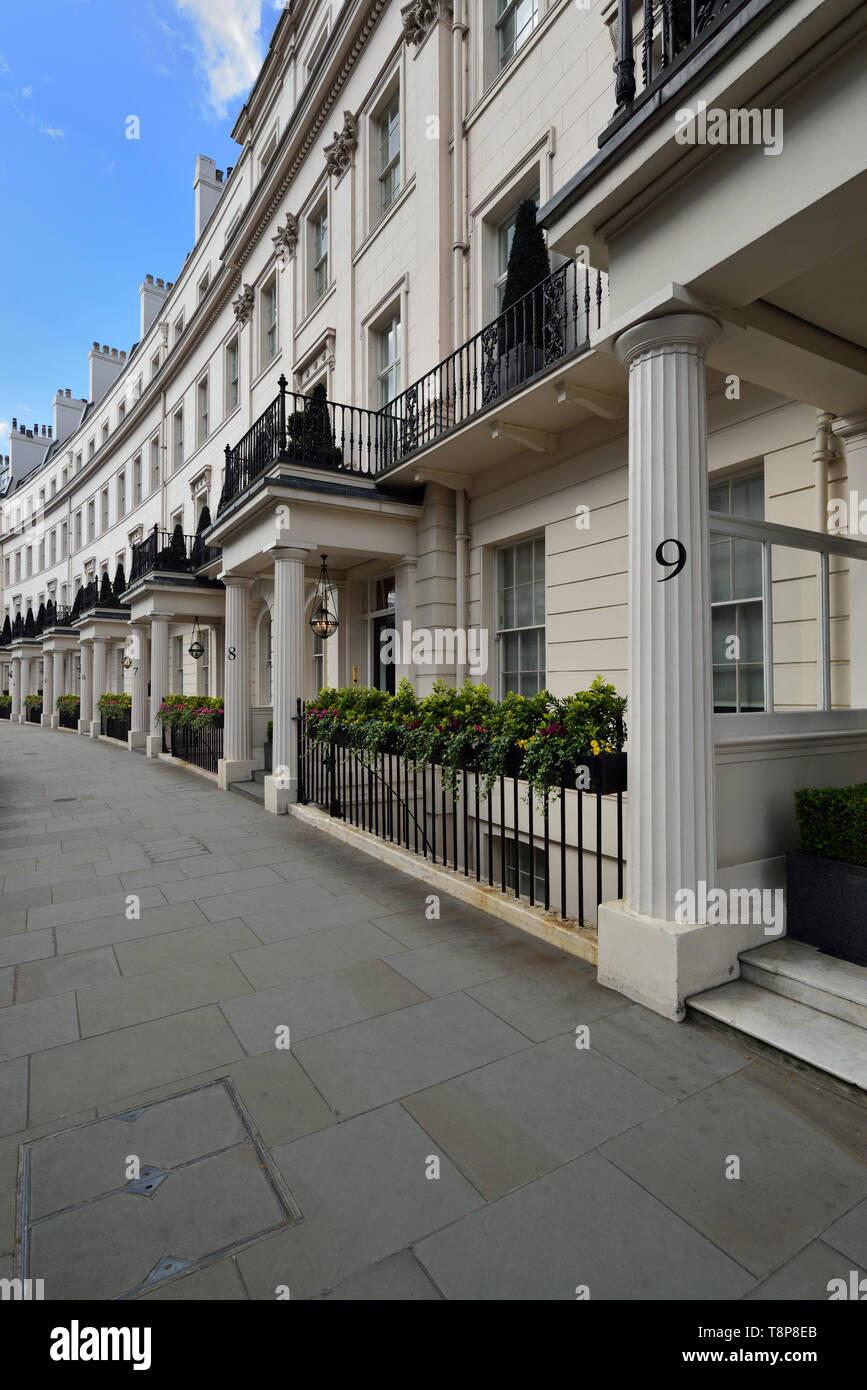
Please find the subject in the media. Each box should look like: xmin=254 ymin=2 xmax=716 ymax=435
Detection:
xmin=90 ymin=638 xmax=108 ymax=738
xmin=19 ymin=657 xmax=30 ymax=723
xmin=597 ymin=313 xmax=723 ymax=1021
xmin=147 ymin=616 xmax=170 ymax=757
xmin=42 ymin=652 xmax=55 ymax=728
xmin=616 ymin=314 xmax=721 ymax=918
xmin=831 ymin=412 xmax=867 ymax=707
xmin=266 ymin=543 xmax=314 ymax=811
xmin=219 ymin=575 xmax=254 ymax=787
xmin=79 ymin=642 xmax=93 ymax=733
xmin=129 ymin=624 xmax=149 ymax=747
xmin=11 ymin=656 xmax=21 ymax=720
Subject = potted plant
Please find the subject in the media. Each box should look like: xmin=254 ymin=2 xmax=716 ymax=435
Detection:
xmin=481 ymin=690 xmax=552 ymax=792
xmin=786 ymin=782 xmax=867 ymax=965
xmin=264 ymin=719 xmax=273 ymax=772
xmin=0 ymin=694 xmax=12 ymax=718
xmin=483 ymin=198 xmax=551 ymax=404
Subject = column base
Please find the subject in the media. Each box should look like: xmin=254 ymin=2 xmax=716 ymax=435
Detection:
xmin=89 ymin=723 xmax=101 ymax=739
xmin=218 ymin=758 xmax=256 ymax=791
xmin=264 ymin=774 xmax=297 ymax=813
xmin=49 ymin=715 xmax=60 ymax=729
xmin=42 ymin=715 xmax=52 ymax=728
xmin=127 ymin=731 xmax=148 ymax=750
xmin=17 ymin=714 xmax=26 ymax=725
xmin=78 ymin=719 xmax=91 ymax=735
xmin=597 ymin=899 xmax=767 ymax=1022
xmin=146 ymin=734 xmax=163 ymax=758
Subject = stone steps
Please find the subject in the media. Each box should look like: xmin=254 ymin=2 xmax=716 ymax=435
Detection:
xmin=687 ymin=940 xmax=867 ymax=1095
xmin=228 ymin=778 xmax=265 ymax=804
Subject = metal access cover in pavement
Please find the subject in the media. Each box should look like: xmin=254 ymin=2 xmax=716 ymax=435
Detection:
xmin=17 ymin=1079 xmax=300 ymax=1299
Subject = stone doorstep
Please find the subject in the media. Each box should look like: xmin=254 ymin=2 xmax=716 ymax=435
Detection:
xmin=289 ymin=802 xmax=598 ymax=966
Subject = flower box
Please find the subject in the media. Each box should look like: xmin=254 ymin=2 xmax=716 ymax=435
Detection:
xmin=580 ymin=752 xmax=628 ymax=795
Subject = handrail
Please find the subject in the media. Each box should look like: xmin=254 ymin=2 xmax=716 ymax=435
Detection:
xmin=130 ymin=524 xmax=221 ymax=583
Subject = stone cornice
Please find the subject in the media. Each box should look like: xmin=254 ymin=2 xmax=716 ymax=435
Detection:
xmin=233 ymin=0 xmax=388 ymax=271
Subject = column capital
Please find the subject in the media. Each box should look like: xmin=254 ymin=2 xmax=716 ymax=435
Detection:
xmin=266 ymin=542 xmax=318 ymax=564
xmin=614 ymin=312 xmax=722 ymax=368
xmin=219 ymin=572 xmax=255 ymax=588
xmin=394 ymin=554 xmax=418 ymax=572
xmin=831 ymin=413 xmax=867 ymax=443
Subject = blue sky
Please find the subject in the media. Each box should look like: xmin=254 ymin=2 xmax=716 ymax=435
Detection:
xmin=0 ymin=0 xmax=282 ymax=456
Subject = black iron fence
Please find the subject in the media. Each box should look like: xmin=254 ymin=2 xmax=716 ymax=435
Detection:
xmin=130 ymin=525 xmax=221 ymax=584
xmin=296 ymin=702 xmax=624 ymax=926
xmin=162 ymin=718 xmax=223 ymax=774
xmin=101 ymin=711 xmax=131 ymax=741
xmin=58 ymin=706 xmax=79 ymax=730
xmin=27 ymin=704 xmax=42 ymax=724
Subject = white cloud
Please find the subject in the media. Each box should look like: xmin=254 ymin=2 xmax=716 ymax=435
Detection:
xmin=0 ymin=56 xmax=9 ymax=74
xmin=18 ymin=86 xmax=32 ymax=98
xmin=175 ymin=0 xmax=266 ymax=114
xmin=39 ymin=125 xmax=65 ymax=139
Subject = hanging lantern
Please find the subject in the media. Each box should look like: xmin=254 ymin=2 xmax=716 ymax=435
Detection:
xmin=188 ymin=617 xmax=205 ymax=661
xmin=121 ymin=654 xmax=133 ymax=670
xmin=309 ymin=554 xmax=338 ymax=639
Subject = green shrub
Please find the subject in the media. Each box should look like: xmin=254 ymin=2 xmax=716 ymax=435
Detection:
xmin=97 ymin=692 xmax=131 ymax=716
xmin=0 ymin=694 xmax=12 ymax=712
xmin=794 ymin=783 xmax=867 ymax=868
xmin=24 ymin=694 xmax=43 ymax=709
xmin=56 ymin=693 xmax=81 ymax=713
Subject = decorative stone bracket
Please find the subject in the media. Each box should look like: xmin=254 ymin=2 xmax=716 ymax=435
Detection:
xmin=232 ymin=283 xmax=255 ymax=325
xmin=189 ymin=466 xmax=211 ymax=500
xmin=323 ymin=112 xmax=357 ymax=177
xmin=401 ymin=0 xmax=452 ymax=46
xmin=272 ymin=212 xmax=299 ymax=266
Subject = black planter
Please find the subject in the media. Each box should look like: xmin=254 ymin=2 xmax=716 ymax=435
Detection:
xmin=502 ymin=746 xmax=525 ymax=779
xmin=264 ymin=741 xmax=273 ymax=773
xmin=580 ymin=752 xmax=628 ymax=795
xmin=786 ymin=851 xmax=867 ymax=966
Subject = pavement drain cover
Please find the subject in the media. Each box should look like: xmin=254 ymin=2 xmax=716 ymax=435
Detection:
xmin=141 ymin=835 xmax=211 ymax=865
xmin=17 ymin=1079 xmax=300 ymax=1300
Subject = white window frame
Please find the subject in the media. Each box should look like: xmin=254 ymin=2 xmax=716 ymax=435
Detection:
xmin=260 ymin=276 xmax=278 ymax=368
xmin=495 ymin=535 xmax=546 ymax=698
xmin=310 ymin=199 xmax=329 ymax=308
xmin=225 ymin=336 xmax=240 ymax=413
xmin=197 ymin=375 xmax=209 ymax=446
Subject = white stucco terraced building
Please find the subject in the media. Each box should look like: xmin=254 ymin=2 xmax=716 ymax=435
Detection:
xmin=1 ymin=0 xmax=866 ymax=1077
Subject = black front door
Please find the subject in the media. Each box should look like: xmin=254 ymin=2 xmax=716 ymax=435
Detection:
xmin=372 ymin=614 xmax=396 ymax=694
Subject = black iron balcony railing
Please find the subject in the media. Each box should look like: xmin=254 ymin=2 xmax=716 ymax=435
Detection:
xmin=218 ymin=379 xmax=388 ymax=514
xmin=218 ymin=258 xmax=606 ymax=514
xmin=72 ymin=580 xmax=130 ymax=620
xmin=612 ymin=0 xmax=752 ymax=122
xmin=384 ymin=261 xmax=604 ymax=461
xmin=296 ymin=700 xmax=624 ymax=926
xmin=129 ymin=526 xmax=221 ymax=584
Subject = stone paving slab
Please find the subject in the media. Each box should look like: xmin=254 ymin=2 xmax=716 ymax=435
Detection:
xmin=16 ymin=947 xmax=120 ymax=1001
xmin=76 ymin=956 xmax=253 ymax=1037
xmin=316 ymin=1250 xmax=442 ymax=1300
xmin=600 ymin=1066 xmax=867 ymax=1278
xmin=414 ymin=1151 xmax=755 ymax=1300
xmin=403 ymin=1033 xmax=675 ymax=1201
xmin=744 ymin=1240 xmax=867 ymax=1300
xmin=233 ymin=920 xmax=408 ymax=991
xmin=220 ymin=959 xmax=428 ymax=1055
xmin=114 ymin=918 xmax=260 ymax=976
xmin=0 ymin=991 xmax=80 ymax=1062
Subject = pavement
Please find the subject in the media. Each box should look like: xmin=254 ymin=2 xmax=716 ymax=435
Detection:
xmin=1 ymin=719 xmax=866 ymax=1301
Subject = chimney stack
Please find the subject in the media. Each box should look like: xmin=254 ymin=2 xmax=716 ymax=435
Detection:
xmin=53 ymin=388 xmax=86 ymax=446
xmin=193 ymin=155 xmax=223 ymax=241
xmin=140 ymin=274 xmax=169 ymax=337
xmin=88 ymin=343 xmax=126 ymax=404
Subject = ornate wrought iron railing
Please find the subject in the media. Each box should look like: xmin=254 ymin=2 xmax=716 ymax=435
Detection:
xmin=382 ymin=260 xmax=605 ymax=464
xmin=612 ymin=0 xmax=753 ymax=122
xmin=218 ymin=378 xmax=388 ymax=514
xmin=129 ymin=526 xmax=221 ymax=584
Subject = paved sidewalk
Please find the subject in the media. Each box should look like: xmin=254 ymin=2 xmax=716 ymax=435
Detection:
xmin=1 ymin=721 xmax=866 ymax=1300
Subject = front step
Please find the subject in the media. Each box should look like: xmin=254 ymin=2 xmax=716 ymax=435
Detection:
xmin=741 ymin=939 xmax=867 ymax=1030
xmin=688 ymin=978 xmax=867 ymax=1094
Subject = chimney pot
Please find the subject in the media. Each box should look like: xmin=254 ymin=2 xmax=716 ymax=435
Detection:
xmin=12 ymin=418 xmax=16 ymax=429
xmin=102 ymin=344 xmax=109 ymax=354
xmin=65 ymin=388 xmax=71 ymax=397
xmin=146 ymin=273 xmax=154 ymax=284
xmin=166 ymin=281 xmax=173 ymax=290
xmin=216 ymin=169 xmax=223 ymax=182
xmin=48 ymin=426 xmax=52 ymax=438
xmin=111 ymin=347 xmax=118 ymax=357
xmin=156 ymin=278 xmax=164 ymax=289
xmin=92 ymin=341 xmax=99 ymax=351
xmin=226 ymin=166 xmax=233 ymax=177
